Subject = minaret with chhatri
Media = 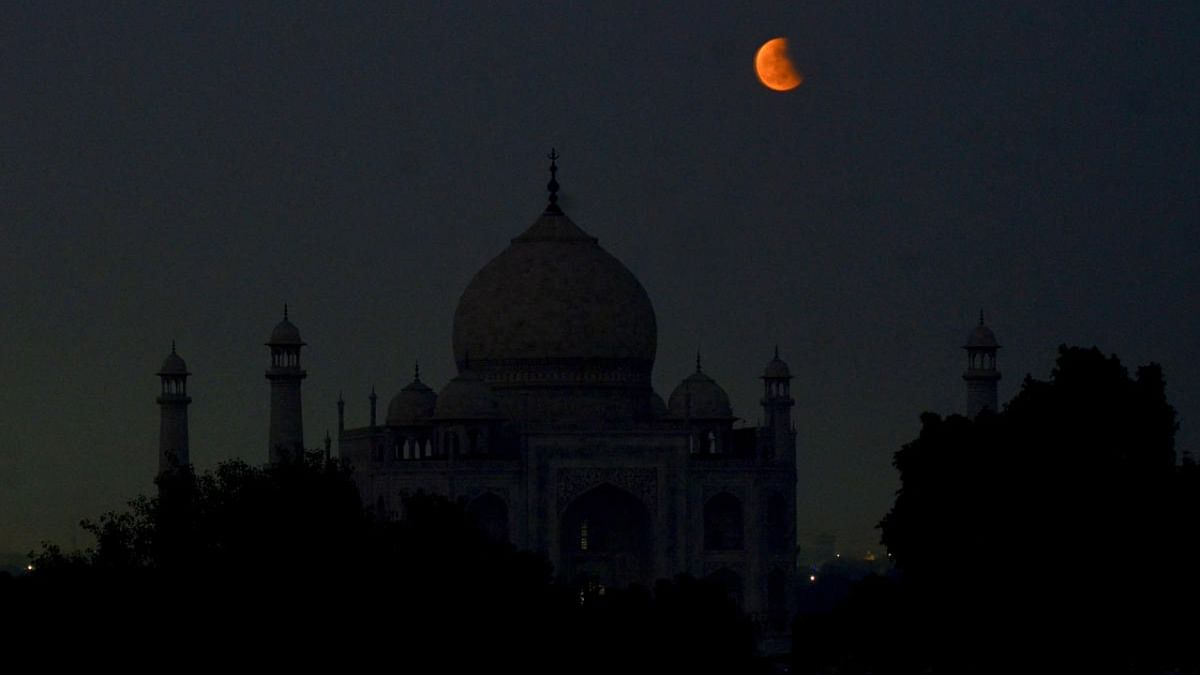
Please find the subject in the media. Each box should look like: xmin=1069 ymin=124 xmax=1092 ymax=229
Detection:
xmin=266 ymin=305 xmax=307 ymax=462
xmin=156 ymin=341 xmax=191 ymax=476
xmin=963 ymin=312 xmax=1001 ymax=417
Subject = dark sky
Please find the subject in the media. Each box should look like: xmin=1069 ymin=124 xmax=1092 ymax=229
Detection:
xmin=2 ymin=2 xmax=1197 ymax=556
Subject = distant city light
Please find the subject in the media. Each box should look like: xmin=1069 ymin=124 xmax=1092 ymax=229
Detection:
xmin=25 ymin=564 xmax=33 ymax=571
xmin=809 ymin=574 xmax=816 ymax=583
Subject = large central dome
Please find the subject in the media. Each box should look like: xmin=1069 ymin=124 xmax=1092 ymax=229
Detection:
xmin=451 ymin=205 xmax=658 ymax=425
xmin=454 ymin=208 xmax=657 ymax=369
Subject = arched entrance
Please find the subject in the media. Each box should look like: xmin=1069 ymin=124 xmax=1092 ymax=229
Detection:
xmin=560 ymin=484 xmax=652 ymax=591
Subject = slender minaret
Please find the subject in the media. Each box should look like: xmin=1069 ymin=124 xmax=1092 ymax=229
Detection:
xmin=761 ymin=346 xmax=795 ymax=461
xmin=963 ymin=311 xmax=1001 ymax=417
xmin=266 ymin=305 xmax=307 ymax=463
xmin=156 ymin=341 xmax=191 ymax=476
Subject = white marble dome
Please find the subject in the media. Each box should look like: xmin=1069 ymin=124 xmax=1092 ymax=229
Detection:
xmin=668 ymin=365 xmax=733 ymax=420
xmin=452 ymin=209 xmax=657 ymax=378
xmin=386 ymin=372 xmax=437 ymax=426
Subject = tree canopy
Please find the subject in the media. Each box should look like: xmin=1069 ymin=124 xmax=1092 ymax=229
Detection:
xmin=12 ymin=452 xmax=764 ymax=672
xmin=877 ymin=345 xmax=1196 ymax=672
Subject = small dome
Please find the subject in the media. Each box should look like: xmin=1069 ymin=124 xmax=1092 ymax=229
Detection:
xmin=434 ymin=370 xmax=502 ymax=420
xmin=269 ymin=319 xmax=303 ymax=345
xmin=267 ymin=306 xmax=305 ymax=345
xmin=965 ymin=316 xmax=1000 ymax=349
xmin=668 ymin=361 xmax=733 ymax=420
xmin=763 ymin=347 xmax=791 ymax=379
xmin=386 ymin=374 xmax=437 ymax=426
xmin=158 ymin=345 xmax=188 ymax=376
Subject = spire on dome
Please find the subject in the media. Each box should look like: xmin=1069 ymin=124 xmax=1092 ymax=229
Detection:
xmin=158 ymin=342 xmax=189 ymax=376
xmin=979 ymin=309 xmax=985 ymax=326
xmin=268 ymin=305 xmax=304 ymax=346
xmin=696 ymin=351 xmax=703 ymax=373
xmin=763 ymin=346 xmax=791 ymax=380
xmin=545 ymin=148 xmax=562 ymax=215
xmin=414 ymin=361 xmax=421 ymax=382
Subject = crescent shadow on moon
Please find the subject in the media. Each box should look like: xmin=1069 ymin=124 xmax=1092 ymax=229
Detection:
xmin=755 ymin=37 xmax=803 ymax=92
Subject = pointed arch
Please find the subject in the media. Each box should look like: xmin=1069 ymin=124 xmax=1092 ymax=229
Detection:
xmin=560 ymin=484 xmax=652 ymax=590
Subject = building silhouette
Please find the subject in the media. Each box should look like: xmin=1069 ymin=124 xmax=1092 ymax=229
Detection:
xmin=153 ymin=155 xmax=801 ymax=634
xmin=333 ymin=154 xmax=798 ymax=629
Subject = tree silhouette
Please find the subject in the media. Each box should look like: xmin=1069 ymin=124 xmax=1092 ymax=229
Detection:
xmin=877 ymin=345 xmax=1194 ymax=672
xmin=14 ymin=451 xmax=765 ymax=670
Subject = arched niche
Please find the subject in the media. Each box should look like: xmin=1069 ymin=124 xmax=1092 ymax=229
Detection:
xmin=560 ymin=484 xmax=652 ymax=591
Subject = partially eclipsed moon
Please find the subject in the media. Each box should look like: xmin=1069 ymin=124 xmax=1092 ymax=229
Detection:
xmin=755 ymin=37 xmax=803 ymax=92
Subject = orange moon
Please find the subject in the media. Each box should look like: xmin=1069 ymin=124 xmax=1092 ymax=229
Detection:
xmin=755 ymin=37 xmax=803 ymax=91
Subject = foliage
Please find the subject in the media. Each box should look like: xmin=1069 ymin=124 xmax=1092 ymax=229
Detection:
xmin=13 ymin=451 xmax=764 ymax=670
xmin=871 ymin=345 xmax=1196 ymax=673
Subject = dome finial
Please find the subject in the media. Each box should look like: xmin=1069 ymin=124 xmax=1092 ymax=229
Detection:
xmin=284 ymin=303 xmax=289 ymax=321
xmin=414 ymin=360 xmax=421 ymax=382
xmin=545 ymin=148 xmax=562 ymax=214
xmin=696 ymin=351 xmax=703 ymax=373
xmin=979 ymin=309 xmax=985 ymax=326
xmin=774 ymin=344 xmax=780 ymax=360
xmin=171 ymin=339 xmax=177 ymax=355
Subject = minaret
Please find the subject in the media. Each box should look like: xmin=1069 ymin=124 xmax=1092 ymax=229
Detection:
xmin=266 ymin=305 xmax=307 ymax=463
xmin=963 ymin=311 xmax=1001 ymax=417
xmin=761 ymin=346 xmax=795 ymax=462
xmin=156 ymin=341 xmax=191 ymax=476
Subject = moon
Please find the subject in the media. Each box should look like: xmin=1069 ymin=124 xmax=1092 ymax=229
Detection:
xmin=755 ymin=37 xmax=803 ymax=92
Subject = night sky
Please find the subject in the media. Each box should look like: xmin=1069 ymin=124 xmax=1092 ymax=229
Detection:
xmin=2 ymin=2 xmax=1197 ymax=558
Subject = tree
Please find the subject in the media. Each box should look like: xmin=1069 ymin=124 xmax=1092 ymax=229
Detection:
xmin=878 ymin=346 xmax=1194 ymax=671
xmin=13 ymin=452 xmax=765 ymax=671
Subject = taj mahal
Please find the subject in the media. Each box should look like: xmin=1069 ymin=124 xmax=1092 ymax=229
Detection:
xmin=153 ymin=153 xmax=1002 ymax=635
